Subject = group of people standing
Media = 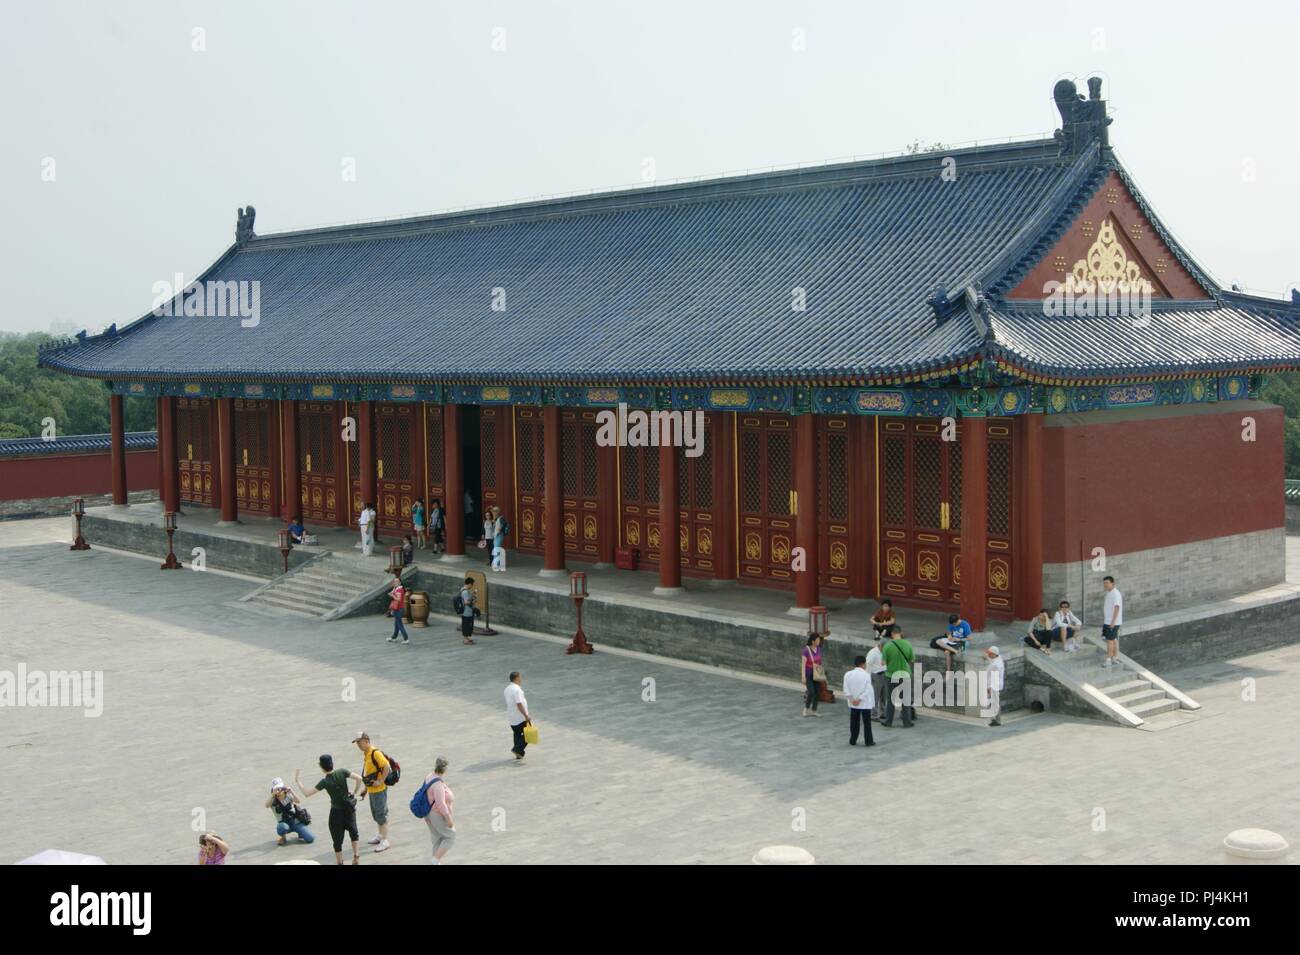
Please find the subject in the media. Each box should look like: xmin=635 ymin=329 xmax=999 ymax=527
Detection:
xmin=1023 ymin=576 xmax=1124 ymax=665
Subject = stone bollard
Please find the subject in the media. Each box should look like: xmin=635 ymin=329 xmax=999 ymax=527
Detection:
xmin=1222 ymin=828 xmax=1289 ymax=864
xmin=752 ymin=845 xmax=815 ymax=865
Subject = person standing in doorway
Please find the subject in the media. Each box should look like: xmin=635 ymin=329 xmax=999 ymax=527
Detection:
xmin=463 ymin=490 xmax=475 ymax=541
xmin=984 ymin=646 xmax=1005 ymax=726
xmin=1101 ymin=576 xmax=1123 ymax=667
xmin=358 ymin=502 xmax=375 ymax=557
xmin=491 ymin=506 xmax=507 ymax=572
xmin=505 ymin=671 xmax=532 ymax=761
xmin=881 ymin=625 xmax=916 ymax=728
xmin=801 ymin=634 xmax=825 ymax=718
xmin=418 ymin=757 xmax=456 ymax=865
xmin=387 ymin=573 xmax=410 ymax=645
xmin=866 ymin=636 xmax=888 ymax=721
xmin=412 ymin=498 xmax=427 ymax=550
xmin=458 ymin=576 xmax=477 ymax=645
xmin=481 ymin=509 xmax=495 ymax=565
xmin=296 ymin=756 xmax=364 ymax=865
xmin=430 ymin=498 xmax=445 ymax=554
xmin=842 ymin=655 xmax=876 ymax=747
xmin=353 ymin=731 xmax=393 ymax=853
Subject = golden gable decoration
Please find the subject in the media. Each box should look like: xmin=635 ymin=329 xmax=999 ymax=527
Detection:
xmin=1064 ymin=217 xmax=1152 ymax=296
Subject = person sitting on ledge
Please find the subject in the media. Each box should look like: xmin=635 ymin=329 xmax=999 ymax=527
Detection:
xmin=929 ymin=632 xmax=962 ymax=671
xmin=288 ymin=516 xmax=306 ymax=545
xmin=946 ymin=613 xmax=973 ymax=650
xmin=1024 ymin=608 xmax=1053 ymax=654
xmin=870 ymin=599 xmax=896 ymax=637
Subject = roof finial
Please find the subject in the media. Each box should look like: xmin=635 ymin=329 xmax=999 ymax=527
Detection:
xmin=236 ymin=206 xmax=257 ymax=245
xmin=1052 ymin=76 xmax=1112 ymax=155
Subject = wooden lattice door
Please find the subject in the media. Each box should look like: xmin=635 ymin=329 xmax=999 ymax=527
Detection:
xmin=984 ymin=423 xmax=1014 ymax=613
xmin=737 ymin=413 xmax=794 ymax=585
xmin=676 ymin=413 xmax=715 ymax=575
xmin=177 ymin=397 xmax=215 ymax=506
xmin=879 ymin=418 xmax=961 ymax=607
xmin=619 ymin=440 xmax=661 ymax=565
xmin=298 ymin=402 xmax=342 ymax=525
xmin=375 ymin=402 xmax=418 ymax=533
xmin=817 ymin=416 xmax=854 ymax=592
xmin=514 ymin=407 xmax=546 ymax=554
xmin=561 ymin=410 xmax=601 ymax=559
xmin=424 ymin=404 xmax=446 ymax=516
xmin=234 ymin=399 xmax=273 ymax=514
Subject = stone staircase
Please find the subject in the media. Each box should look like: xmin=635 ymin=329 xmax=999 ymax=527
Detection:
xmin=241 ymin=552 xmax=410 ymax=619
xmin=1025 ymin=635 xmax=1199 ymax=727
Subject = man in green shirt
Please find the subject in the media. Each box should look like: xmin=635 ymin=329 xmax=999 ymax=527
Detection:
xmin=296 ymin=755 xmax=366 ymax=865
xmin=881 ymin=625 xmax=916 ymax=728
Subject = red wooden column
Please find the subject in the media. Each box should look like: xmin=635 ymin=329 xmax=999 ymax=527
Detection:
xmin=960 ymin=414 xmax=989 ymax=631
xmin=656 ymin=440 xmax=682 ymax=591
xmin=541 ymin=405 xmax=566 ymax=574
xmin=109 ymin=394 xmax=128 ymax=506
xmin=713 ymin=411 xmax=737 ymax=582
xmin=442 ymin=404 xmax=465 ymax=555
xmin=280 ymin=400 xmax=300 ymax=522
xmin=158 ymin=396 xmax=180 ymax=513
xmin=357 ymin=401 xmax=375 ymax=515
xmin=849 ymin=416 xmax=874 ymax=599
xmin=1015 ymin=411 xmax=1045 ymax=618
xmin=499 ymin=408 xmax=516 ymax=556
xmin=216 ymin=398 xmax=238 ymax=523
xmin=794 ymin=413 xmax=820 ymax=609
xmin=596 ymin=440 xmax=617 ymax=566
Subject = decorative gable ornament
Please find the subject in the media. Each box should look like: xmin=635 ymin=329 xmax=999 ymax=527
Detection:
xmin=1063 ymin=218 xmax=1153 ymax=297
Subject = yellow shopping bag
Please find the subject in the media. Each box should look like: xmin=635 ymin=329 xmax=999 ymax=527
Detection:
xmin=522 ymin=722 xmax=539 ymax=745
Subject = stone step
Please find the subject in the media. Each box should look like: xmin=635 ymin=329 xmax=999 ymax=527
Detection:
xmin=295 ymin=566 xmax=381 ymax=587
xmin=277 ymin=576 xmax=373 ymax=601
xmin=252 ymin=592 xmax=328 ymax=617
xmin=1107 ymin=687 xmax=1166 ymax=708
xmin=1127 ymin=697 xmax=1182 ymax=719
xmin=1104 ymin=679 xmax=1153 ymax=697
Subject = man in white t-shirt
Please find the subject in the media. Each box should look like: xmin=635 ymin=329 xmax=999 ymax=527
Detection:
xmin=842 ymin=655 xmax=875 ymax=747
xmin=358 ymin=503 xmax=374 ymax=557
xmin=505 ymin=671 xmax=532 ymax=761
xmin=865 ymin=639 xmax=888 ymax=721
xmin=1101 ymin=576 xmax=1123 ymax=668
xmin=984 ymin=646 xmax=1006 ymax=726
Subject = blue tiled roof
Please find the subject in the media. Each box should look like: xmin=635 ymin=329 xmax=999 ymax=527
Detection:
xmin=0 ymin=431 xmax=157 ymax=458
xmin=37 ymin=139 xmax=1300 ymax=385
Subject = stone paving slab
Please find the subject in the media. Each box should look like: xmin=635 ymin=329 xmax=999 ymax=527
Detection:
xmin=3 ymin=516 xmax=1298 ymax=865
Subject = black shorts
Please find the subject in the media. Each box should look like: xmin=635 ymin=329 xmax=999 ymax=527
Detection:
xmin=461 ymin=615 xmax=474 ymax=637
xmin=327 ymin=805 xmax=358 ymax=853
xmin=1101 ymin=625 xmax=1121 ymax=642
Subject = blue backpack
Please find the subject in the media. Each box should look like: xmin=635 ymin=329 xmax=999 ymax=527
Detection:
xmin=409 ymin=776 xmax=440 ymax=819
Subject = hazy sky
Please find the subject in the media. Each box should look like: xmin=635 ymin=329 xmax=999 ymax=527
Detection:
xmin=4 ymin=0 xmax=1297 ymax=336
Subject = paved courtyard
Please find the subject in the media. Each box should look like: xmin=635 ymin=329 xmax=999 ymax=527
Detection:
xmin=3 ymin=516 xmax=1298 ymax=865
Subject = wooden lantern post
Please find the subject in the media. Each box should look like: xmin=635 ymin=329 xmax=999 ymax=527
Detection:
xmin=69 ymin=498 xmax=90 ymax=551
xmin=278 ymin=528 xmax=292 ymax=575
xmin=565 ymin=571 xmax=594 ymax=655
xmin=161 ymin=510 xmax=181 ymax=570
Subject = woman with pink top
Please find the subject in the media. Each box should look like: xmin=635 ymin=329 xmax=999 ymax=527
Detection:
xmin=802 ymin=634 xmax=825 ymax=718
xmin=196 ymin=832 xmax=229 ymax=865
xmin=419 ymin=757 xmax=456 ymax=865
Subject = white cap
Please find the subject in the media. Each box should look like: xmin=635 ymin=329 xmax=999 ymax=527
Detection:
xmin=270 ymin=777 xmax=285 ymax=790
xmin=352 ymin=730 xmax=368 ymax=743
xmin=987 ymin=646 xmax=1000 ymax=656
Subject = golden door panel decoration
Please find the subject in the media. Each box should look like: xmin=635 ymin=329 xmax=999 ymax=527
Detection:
xmin=738 ymin=414 xmax=793 ymax=583
xmin=619 ymin=441 xmax=660 ymax=565
xmin=177 ymin=397 xmax=215 ymax=506
xmin=514 ymin=408 xmax=546 ymax=555
xmin=561 ymin=412 xmax=601 ymax=557
xmin=234 ymin=398 xmax=273 ymax=514
xmin=298 ymin=402 xmax=342 ymax=525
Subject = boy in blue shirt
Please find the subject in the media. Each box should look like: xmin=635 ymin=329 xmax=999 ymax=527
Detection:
xmin=946 ymin=614 xmax=973 ymax=649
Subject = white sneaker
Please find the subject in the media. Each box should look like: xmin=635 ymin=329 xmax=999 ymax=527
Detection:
xmin=373 ymin=839 xmax=390 ymax=853
xmin=367 ymin=836 xmax=382 ymax=845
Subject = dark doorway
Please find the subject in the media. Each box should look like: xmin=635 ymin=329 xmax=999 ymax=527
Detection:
xmin=461 ymin=405 xmax=483 ymax=540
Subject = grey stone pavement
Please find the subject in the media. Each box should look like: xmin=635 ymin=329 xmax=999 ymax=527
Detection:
xmin=3 ymin=516 xmax=1298 ymax=865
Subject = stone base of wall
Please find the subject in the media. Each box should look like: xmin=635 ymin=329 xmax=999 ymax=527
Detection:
xmin=1042 ymin=527 xmax=1284 ymax=620
xmin=1 ymin=490 xmax=158 ymax=521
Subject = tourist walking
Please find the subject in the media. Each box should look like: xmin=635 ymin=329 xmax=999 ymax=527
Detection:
xmin=801 ymin=633 xmax=825 ymax=717
xmin=412 ymin=498 xmax=427 ymax=550
xmin=881 ymin=625 xmax=916 ymax=728
xmin=984 ymin=646 xmax=1005 ymax=726
xmin=1023 ymin=608 xmax=1053 ymax=653
xmin=387 ymin=573 xmax=410 ymax=645
xmin=1101 ymin=576 xmax=1123 ymax=667
xmin=506 ymin=671 xmax=532 ymax=761
xmin=358 ymin=502 xmax=375 ymax=557
xmin=296 ymin=756 xmax=365 ymax=865
xmin=842 ymin=655 xmax=876 ymax=747
xmin=354 ymin=731 xmax=395 ymax=853
xmin=417 ymin=757 xmax=456 ymax=864
xmin=1053 ymin=600 xmax=1083 ymax=652
xmin=464 ymin=490 xmax=475 ymax=540
xmin=457 ymin=576 xmax=477 ymax=645
xmin=266 ymin=777 xmax=314 ymax=845
xmin=196 ymin=832 xmax=229 ymax=865
xmin=866 ymin=636 xmax=888 ymax=720
xmin=429 ymin=498 xmax=445 ymax=554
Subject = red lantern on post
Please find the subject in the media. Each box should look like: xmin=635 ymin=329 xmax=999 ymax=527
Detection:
xmin=69 ymin=498 xmax=90 ymax=551
xmin=565 ymin=571 xmax=594 ymax=655
xmin=278 ymin=528 xmax=292 ymax=575
xmin=161 ymin=510 xmax=181 ymax=570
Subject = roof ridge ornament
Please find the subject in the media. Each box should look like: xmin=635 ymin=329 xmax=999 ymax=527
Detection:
xmin=1053 ymin=76 xmax=1112 ymax=156
xmin=236 ymin=205 xmax=257 ymax=245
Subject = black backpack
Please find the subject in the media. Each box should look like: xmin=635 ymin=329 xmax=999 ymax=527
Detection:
xmin=499 ymin=518 xmax=510 ymax=537
xmin=367 ymin=749 xmax=401 ymax=788
xmin=453 ymin=593 xmax=465 ymax=614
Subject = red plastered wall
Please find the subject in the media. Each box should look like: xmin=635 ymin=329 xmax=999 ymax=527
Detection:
xmin=0 ymin=450 xmax=157 ymax=501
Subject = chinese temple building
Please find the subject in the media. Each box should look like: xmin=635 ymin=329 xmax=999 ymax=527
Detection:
xmin=39 ymin=77 xmax=1300 ymax=630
